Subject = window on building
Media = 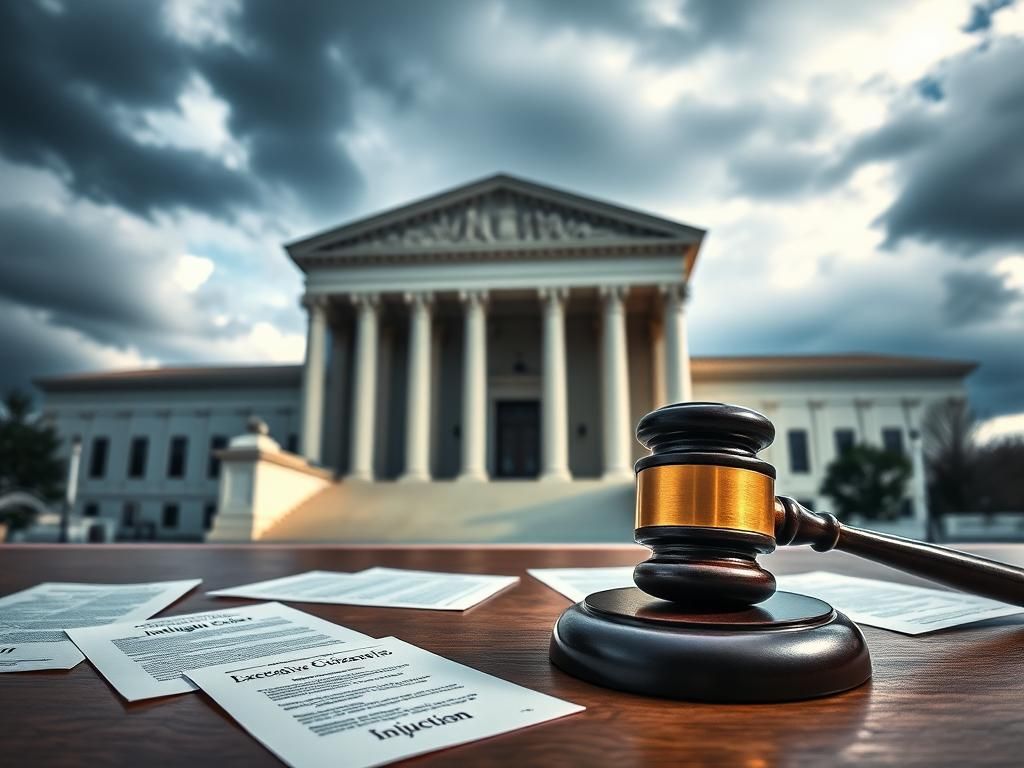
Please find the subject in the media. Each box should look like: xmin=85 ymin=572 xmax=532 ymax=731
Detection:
xmin=83 ymin=502 xmax=99 ymax=518
xmin=882 ymin=428 xmax=905 ymax=456
xmin=787 ymin=430 xmax=810 ymax=474
xmin=204 ymin=502 xmax=217 ymax=531
xmin=167 ymin=436 xmax=188 ymax=478
xmin=128 ymin=436 xmax=149 ymax=478
xmin=286 ymin=433 xmax=299 ymax=453
xmin=208 ymin=435 xmax=228 ymax=478
xmin=162 ymin=503 xmax=179 ymax=529
xmin=121 ymin=501 xmax=138 ymax=528
xmin=88 ymin=437 xmax=109 ymax=478
xmin=834 ymin=429 xmax=856 ymax=456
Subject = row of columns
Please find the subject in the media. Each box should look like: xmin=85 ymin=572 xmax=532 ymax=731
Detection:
xmin=299 ymin=285 xmax=692 ymax=481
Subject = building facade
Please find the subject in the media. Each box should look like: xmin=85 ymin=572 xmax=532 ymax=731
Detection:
xmin=36 ymin=367 xmax=301 ymax=541
xmin=34 ymin=175 xmax=974 ymax=542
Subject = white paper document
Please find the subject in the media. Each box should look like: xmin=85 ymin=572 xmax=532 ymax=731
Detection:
xmin=527 ymin=567 xmax=635 ymax=602
xmin=776 ymin=571 xmax=1024 ymax=634
xmin=209 ymin=568 xmax=519 ymax=611
xmin=0 ymin=579 xmax=200 ymax=672
xmin=185 ymin=637 xmax=584 ymax=768
xmin=529 ymin=566 xmax=1024 ymax=635
xmin=67 ymin=602 xmax=371 ymax=701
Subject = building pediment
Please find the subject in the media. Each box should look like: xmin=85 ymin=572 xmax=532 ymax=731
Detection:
xmin=287 ymin=174 xmax=704 ymax=267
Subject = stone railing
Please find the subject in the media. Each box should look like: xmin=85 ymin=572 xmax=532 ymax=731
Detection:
xmin=207 ymin=422 xmax=334 ymax=542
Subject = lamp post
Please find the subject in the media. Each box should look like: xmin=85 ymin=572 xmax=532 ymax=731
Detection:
xmin=60 ymin=435 xmax=82 ymax=544
xmin=909 ymin=428 xmax=933 ymax=541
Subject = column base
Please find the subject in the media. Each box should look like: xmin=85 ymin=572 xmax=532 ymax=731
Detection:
xmin=539 ymin=469 xmax=572 ymax=482
xmin=344 ymin=471 xmax=374 ymax=483
xmin=601 ymin=468 xmax=633 ymax=483
xmin=397 ymin=472 xmax=432 ymax=484
xmin=455 ymin=471 xmax=489 ymax=483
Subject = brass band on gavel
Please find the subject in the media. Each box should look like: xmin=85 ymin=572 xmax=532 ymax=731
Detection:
xmin=634 ymin=464 xmax=777 ymax=539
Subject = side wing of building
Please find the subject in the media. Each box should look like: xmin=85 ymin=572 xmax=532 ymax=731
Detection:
xmin=695 ymin=355 xmax=975 ymax=514
xmin=36 ymin=366 xmax=302 ymax=541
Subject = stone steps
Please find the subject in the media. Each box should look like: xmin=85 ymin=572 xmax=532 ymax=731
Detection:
xmin=260 ymin=479 xmax=635 ymax=543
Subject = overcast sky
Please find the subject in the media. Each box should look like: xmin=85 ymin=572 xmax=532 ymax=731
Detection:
xmin=1 ymin=0 xmax=1022 ymax=427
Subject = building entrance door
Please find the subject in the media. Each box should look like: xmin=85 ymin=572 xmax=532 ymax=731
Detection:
xmin=495 ymin=400 xmax=540 ymax=478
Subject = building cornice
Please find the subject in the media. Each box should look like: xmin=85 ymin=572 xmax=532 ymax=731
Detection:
xmin=292 ymin=237 xmax=697 ymax=271
xmin=36 ymin=354 xmax=978 ymax=394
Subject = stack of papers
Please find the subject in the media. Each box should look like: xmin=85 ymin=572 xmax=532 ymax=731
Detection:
xmin=0 ymin=579 xmax=200 ymax=672
xmin=209 ymin=567 xmax=519 ymax=611
xmin=61 ymin=591 xmax=583 ymax=767
xmin=0 ymin=564 xmax=580 ymax=767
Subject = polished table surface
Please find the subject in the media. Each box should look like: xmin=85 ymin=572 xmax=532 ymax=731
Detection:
xmin=1 ymin=543 xmax=1022 ymax=767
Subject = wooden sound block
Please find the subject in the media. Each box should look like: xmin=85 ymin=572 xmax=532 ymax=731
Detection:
xmin=550 ymin=587 xmax=872 ymax=703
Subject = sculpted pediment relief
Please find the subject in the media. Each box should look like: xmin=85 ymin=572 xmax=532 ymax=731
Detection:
xmin=318 ymin=190 xmax=674 ymax=252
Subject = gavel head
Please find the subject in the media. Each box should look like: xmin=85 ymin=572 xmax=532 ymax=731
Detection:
xmin=633 ymin=402 xmax=780 ymax=608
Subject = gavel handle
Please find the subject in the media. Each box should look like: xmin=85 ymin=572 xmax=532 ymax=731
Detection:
xmin=774 ymin=496 xmax=1024 ymax=608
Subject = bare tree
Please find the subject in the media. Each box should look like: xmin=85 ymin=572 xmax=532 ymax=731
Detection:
xmin=921 ymin=398 xmax=976 ymax=516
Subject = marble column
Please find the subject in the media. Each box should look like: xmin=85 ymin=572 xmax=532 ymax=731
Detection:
xmin=299 ymin=295 xmax=328 ymax=463
xmin=649 ymin=314 xmax=666 ymax=407
xmin=399 ymin=292 xmax=433 ymax=482
xmin=662 ymin=282 xmax=693 ymax=404
xmin=457 ymin=290 xmax=489 ymax=481
xmin=539 ymin=287 xmax=571 ymax=481
xmin=600 ymin=285 xmax=632 ymax=481
xmin=347 ymin=293 xmax=380 ymax=481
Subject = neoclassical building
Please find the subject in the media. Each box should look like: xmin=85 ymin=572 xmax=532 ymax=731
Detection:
xmin=35 ymin=175 xmax=974 ymax=543
xmin=290 ymin=173 xmax=704 ymax=484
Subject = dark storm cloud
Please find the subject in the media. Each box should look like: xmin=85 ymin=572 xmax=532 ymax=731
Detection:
xmin=0 ymin=199 xmax=270 ymax=355
xmin=0 ymin=298 xmax=117 ymax=398
xmin=0 ymin=0 xmax=416 ymax=219
xmin=727 ymin=148 xmax=824 ymax=198
xmin=510 ymin=0 xmax=760 ymax=64
xmin=191 ymin=1 xmax=374 ymax=214
xmin=0 ymin=0 xmax=838 ymax=223
xmin=0 ymin=1 xmax=259 ymax=218
xmin=1 ymin=0 xmax=1023 ymax=421
xmin=941 ymin=270 xmax=1020 ymax=325
xmin=917 ymin=76 xmax=945 ymax=102
xmin=0 ymin=203 xmax=215 ymax=353
xmin=0 ymin=197 xmax=295 ymax=394
xmin=836 ymin=40 xmax=1024 ymax=254
xmin=962 ymin=0 xmax=1016 ymax=33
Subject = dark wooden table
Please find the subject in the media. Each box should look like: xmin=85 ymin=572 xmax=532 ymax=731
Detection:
xmin=1 ymin=544 xmax=1022 ymax=767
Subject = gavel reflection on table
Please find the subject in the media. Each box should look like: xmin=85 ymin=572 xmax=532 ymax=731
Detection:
xmin=549 ymin=402 xmax=1024 ymax=702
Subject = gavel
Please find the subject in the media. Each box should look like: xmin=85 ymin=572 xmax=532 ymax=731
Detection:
xmin=632 ymin=401 xmax=1024 ymax=608
xmin=551 ymin=401 xmax=1024 ymax=702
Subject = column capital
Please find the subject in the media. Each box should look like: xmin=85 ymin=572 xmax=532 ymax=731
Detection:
xmin=349 ymin=292 xmax=381 ymax=309
xmin=458 ymin=289 xmax=489 ymax=305
xmin=403 ymin=291 xmax=435 ymax=306
xmin=658 ymin=282 xmax=690 ymax=303
xmin=537 ymin=286 xmax=569 ymax=302
xmin=300 ymin=294 xmax=330 ymax=311
xmin=598 ymin=284 xmax=630 ymax=301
